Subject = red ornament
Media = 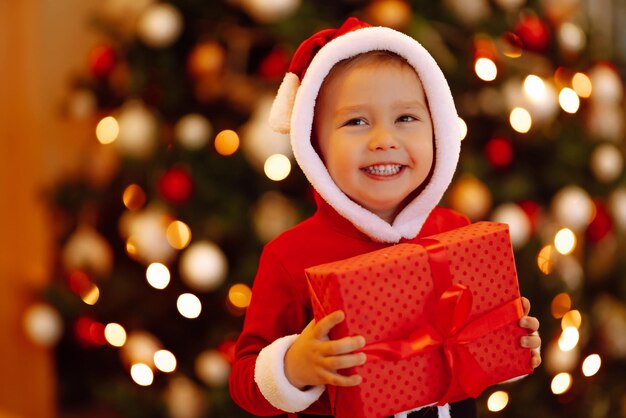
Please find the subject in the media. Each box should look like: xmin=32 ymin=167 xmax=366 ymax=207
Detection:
xmin=514 ymin=15 xmax=550 ymax=52
xmin=485 ymin=137 xmax=513 ymax=168
xmin=587 ymin=200 xmax=613 ymax=243
xmin=158 ymin=167 xmax=193 ymax=204
xmin=88 ymin=44 xmax=117 ymax=79
xmin=258 ymin=48 xmax=291 ymax=80
xmin=518 ymin=200 xmax=541 ymax=233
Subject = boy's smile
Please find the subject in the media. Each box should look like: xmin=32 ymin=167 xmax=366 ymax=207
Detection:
xmin=314 ymin=58 xmax=434 ymax=223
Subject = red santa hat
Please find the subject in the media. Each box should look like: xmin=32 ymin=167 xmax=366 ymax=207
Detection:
xmin=269 ymin=17 xmax=462 ymax=243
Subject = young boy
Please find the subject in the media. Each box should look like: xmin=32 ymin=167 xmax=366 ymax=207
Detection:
xmin=229 ymin=17 xmax=541 ymax=418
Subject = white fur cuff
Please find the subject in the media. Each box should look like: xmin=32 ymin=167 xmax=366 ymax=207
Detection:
xmin=254 ymin=334 xmax=325 ymax=413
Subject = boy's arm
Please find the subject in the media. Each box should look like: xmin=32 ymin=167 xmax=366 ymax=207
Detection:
xmin=229 ymin=246 xmax=326 ymax=415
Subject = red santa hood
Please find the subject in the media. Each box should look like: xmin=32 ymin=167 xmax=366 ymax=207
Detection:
xmin=270 ymin=17 xmax=462 ymax=243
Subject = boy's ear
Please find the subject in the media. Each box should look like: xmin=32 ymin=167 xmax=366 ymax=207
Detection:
xmin=269 ymin=73 xmax=300 ymax=134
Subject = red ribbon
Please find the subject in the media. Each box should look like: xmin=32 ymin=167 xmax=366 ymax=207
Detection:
xmin=359 ymin=239 xmax=524 ymax=405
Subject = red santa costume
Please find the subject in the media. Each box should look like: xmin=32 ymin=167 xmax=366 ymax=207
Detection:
xmin=229 ymin=17 xmax=471 ymax=418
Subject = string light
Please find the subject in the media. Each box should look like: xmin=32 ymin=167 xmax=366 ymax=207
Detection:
xmin=264 ymin=154 xmax=291 ymax=181
xmin=487 ymin=391 xmax=509 ymax=412
xmin=554 ymin=228 xmax=576 ymax=255
xmin=509 ymin=107 xmax=532 ymax=133
xmin=523 ymin=75 xmax=547 ymax=100
xmin=551 ymin=372 xmax=573 ymax=395
xmin=572 ymin=72 xmax=592 ymax=98
xmin=146 ymin=262 xmax=171 ymax=289
xmin=228 ymin=283 xmax=252 ymax=309
xmin=177 ymin=293 xmax=202 ymax=319
xmin=558 ymin=326 xmax=580 ymax=351
xmin=104 ymin=323 xmax=127 ymax=347
xmin=562 ymin=310 xmax=582 ymax=329
xmin=582 ymin=354 xmax=601 ymax=377
xmin=537 ymin=245 xmax=555 ymax=274
xmin=96 ymin=116 xmax=119 ymax=144
xmin=214 ymin=129 xmax=240 ymax=156
xmin=130 ymin=363 xmax=154 ymax=386
xmin=475 ymin=57 xmax=497 ymax=81
xmin=559 ymin=88 xmax=580 ymax=113
xmin=123 ymin=184 xmax=147 ymax=211
xmin=551 ymin=293 xmax=572 ymax=318
xmin=166 ymin=220 xmax=192 ymax=250
xmin=154 ymin=349 xmax=177 ymax=373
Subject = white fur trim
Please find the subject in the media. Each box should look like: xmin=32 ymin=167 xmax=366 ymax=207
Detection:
xmin=289 ymin=26 xmax=461 ymax=243
xmin=269 ymin=72 xmax=300 ymax=134
xmin=254 ymin=334 xmax=325 ymax=412
xmin=395 ymin=403 xmax=450 ymax=418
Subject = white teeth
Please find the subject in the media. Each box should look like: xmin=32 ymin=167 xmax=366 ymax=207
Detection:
xmin=362 ymin=164 xmax=402 ymax=176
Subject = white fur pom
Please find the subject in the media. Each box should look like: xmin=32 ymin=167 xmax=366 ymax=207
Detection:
xmin=269 ymin=72 xmax=300 ymax=134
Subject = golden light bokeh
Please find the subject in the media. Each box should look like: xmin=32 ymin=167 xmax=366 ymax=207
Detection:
xmin=177 ymin=293 xmax=202 ymax=319
xmin=561 ymin=309 xmax=582 ymax=330
xmin=551 ymin=372 xmax=573 ymax=395
xmin=154 ymin=349 xmax=177 ymax=373
xmin=123 ymin=184 xmax=147 ymax=211
xmin=523 ymin=75 xmax=546 ymax=99
xmin=554 ymin=228 xmax=576 ymax=255
xmin=104 ymin=323 xmax=127 ymax=347
xmin=214 ymin=129 xmax=240 ymax=156
xmin=572 ymin=72 xmax=592 ymax=98
xmin=166 ymin=220 xmax=192 ymax=250
xmin=582 ymin=354 xmax=601 ymax=377
xmin=487 ymin=391 xmax=509 ymax=412
xmin=475 ymin=57 xmax=497 ymax=81
xmin=146 ymin=262 xmax=171 ymax=290
xmin=96 ymin=116 xmax=119 ymax=144
xmin=458 ymin=117 xmax=468 ymax=141
xmin=510 ymin=107 xmax=532 ymax=133
xmin=130 ymin=363 xmax=154 ymax=386
xmin=264 ymin=154 xmax=291 ymax=181
xmin=551 ymin=293 xmax=572 ymax=318
xmin=558 ymin=326 xmax=580 ymax=351
xmin=559 ymin=87 xmax=580 ymax=113
xmin=81 ymin=284 xmax=100 ymax=305
xmin=228 ymin=283 xmax=252 ymax=309
xmin=537 ymin=245 xmax=556 ymax=274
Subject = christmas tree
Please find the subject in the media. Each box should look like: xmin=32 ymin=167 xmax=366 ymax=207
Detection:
xmin=25 ymin=0 xmax=626 ymax=417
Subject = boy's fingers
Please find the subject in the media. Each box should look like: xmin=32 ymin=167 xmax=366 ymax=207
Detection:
xmin=521 ymin=335 xmax=542 ymax=349
xmin=531 ymin=351 xmax=542 ymax=368
xmin=323 ymin=352 xmax=367 ymax=371
xmin=321 ymin=335 xmax=366 ymax=356
xmin=319 ymin=369 xmax=362 ymax=387
xmin=519 ymin=316 xmax=540 ymax=331
xmin=313 ymin=311 xmax=345 ymax=339
xmin=521 ymin=297 xmax=531 ymax=315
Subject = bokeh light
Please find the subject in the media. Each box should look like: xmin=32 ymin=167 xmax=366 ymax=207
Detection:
xmin=559 ymin=87 xmax=580 ymax=113
xmin=510 ymin=107 xmax=532 ymax=133
xmin=558 ymin=326 xmax=580 ymax=351
xmin=572 ymin=72 xmax=592 ymax=98
xmin=458 ymin=117 xmax=468 ymax=140
xmin=228 ymin=283 xmax=252 ymax=309
xmin=154 ymin=349 xmax=177 ymax=373
xmin=214 ymin=129 xmax=240 ymax=156
xmin=104 ymin=323 xmax=127 ymax=347
xmin=561 ymin=310 xmax=582 ymax=330
xmin=123 ymin=184 xmax=147 ymax=211
xmin=177 ymin=293 xmax=202 ymax=319
xmin=264 ymin=154 xmax=291 ymax=181
xmin=166 ymin=220 xmax=192 ymax=250
xmin=487 ymin=391 xmax=509 ymax=412
xmin=551 ymin=293 xmax=572 ymax=319
xmin=551 ymin=372 xmax=573 ymax=395
xmin=96 ymin=116 xmax=119 ymax=144
xmin=554 ymin=228 xmax=576 ymax=255
xmin=130 ymin=363 xmax=154 ymax=386
xmin=475 ymin=57 xmax=497 ymax=81
xmin=146 ymin=262 xmax=171 ymax=290
xmin=582 ymin=354 xmax=601 ymax=377
xmin=537 ymin=245 xmax=555 ymax=274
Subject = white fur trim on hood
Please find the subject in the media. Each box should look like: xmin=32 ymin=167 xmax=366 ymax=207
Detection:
xmin=254 ymin=334 xmax=325 ymax=412
xmin=273 ymin=26 xmax=461 ymax=243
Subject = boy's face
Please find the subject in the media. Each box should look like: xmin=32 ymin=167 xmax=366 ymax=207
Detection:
xmin=314 ymin=60 xmax=434 ymax=223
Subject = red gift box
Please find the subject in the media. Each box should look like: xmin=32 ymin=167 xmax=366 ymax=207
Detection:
xmin=305 ymin=222 xmax=532 ymax=418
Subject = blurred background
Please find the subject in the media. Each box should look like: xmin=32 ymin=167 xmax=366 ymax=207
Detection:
xmin=1 ymin=0 xmax=625 ymax=417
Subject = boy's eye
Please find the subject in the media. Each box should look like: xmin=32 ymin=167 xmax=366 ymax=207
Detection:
xmin=397 ymin=115 xmax=417 ymax=123
xmin=344 ymin=118 xmax=367 ymax=126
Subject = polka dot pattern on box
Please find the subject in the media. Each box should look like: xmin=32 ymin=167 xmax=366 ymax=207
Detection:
xmin=305 ymin=222 xmax=532 ymax=418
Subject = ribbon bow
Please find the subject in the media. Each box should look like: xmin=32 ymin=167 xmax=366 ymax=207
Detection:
xmin=360 ymin=243 xmax=524 ymax=405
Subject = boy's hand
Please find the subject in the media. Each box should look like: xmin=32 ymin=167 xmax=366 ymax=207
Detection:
xmin=284 ymin=310 xmax=366 ymax=390
xmin=519 ymin=297 xmax=542 ymax=369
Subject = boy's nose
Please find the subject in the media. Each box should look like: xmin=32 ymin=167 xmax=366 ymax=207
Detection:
xmin=368 ymin=126 xmax=398 ymax=150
